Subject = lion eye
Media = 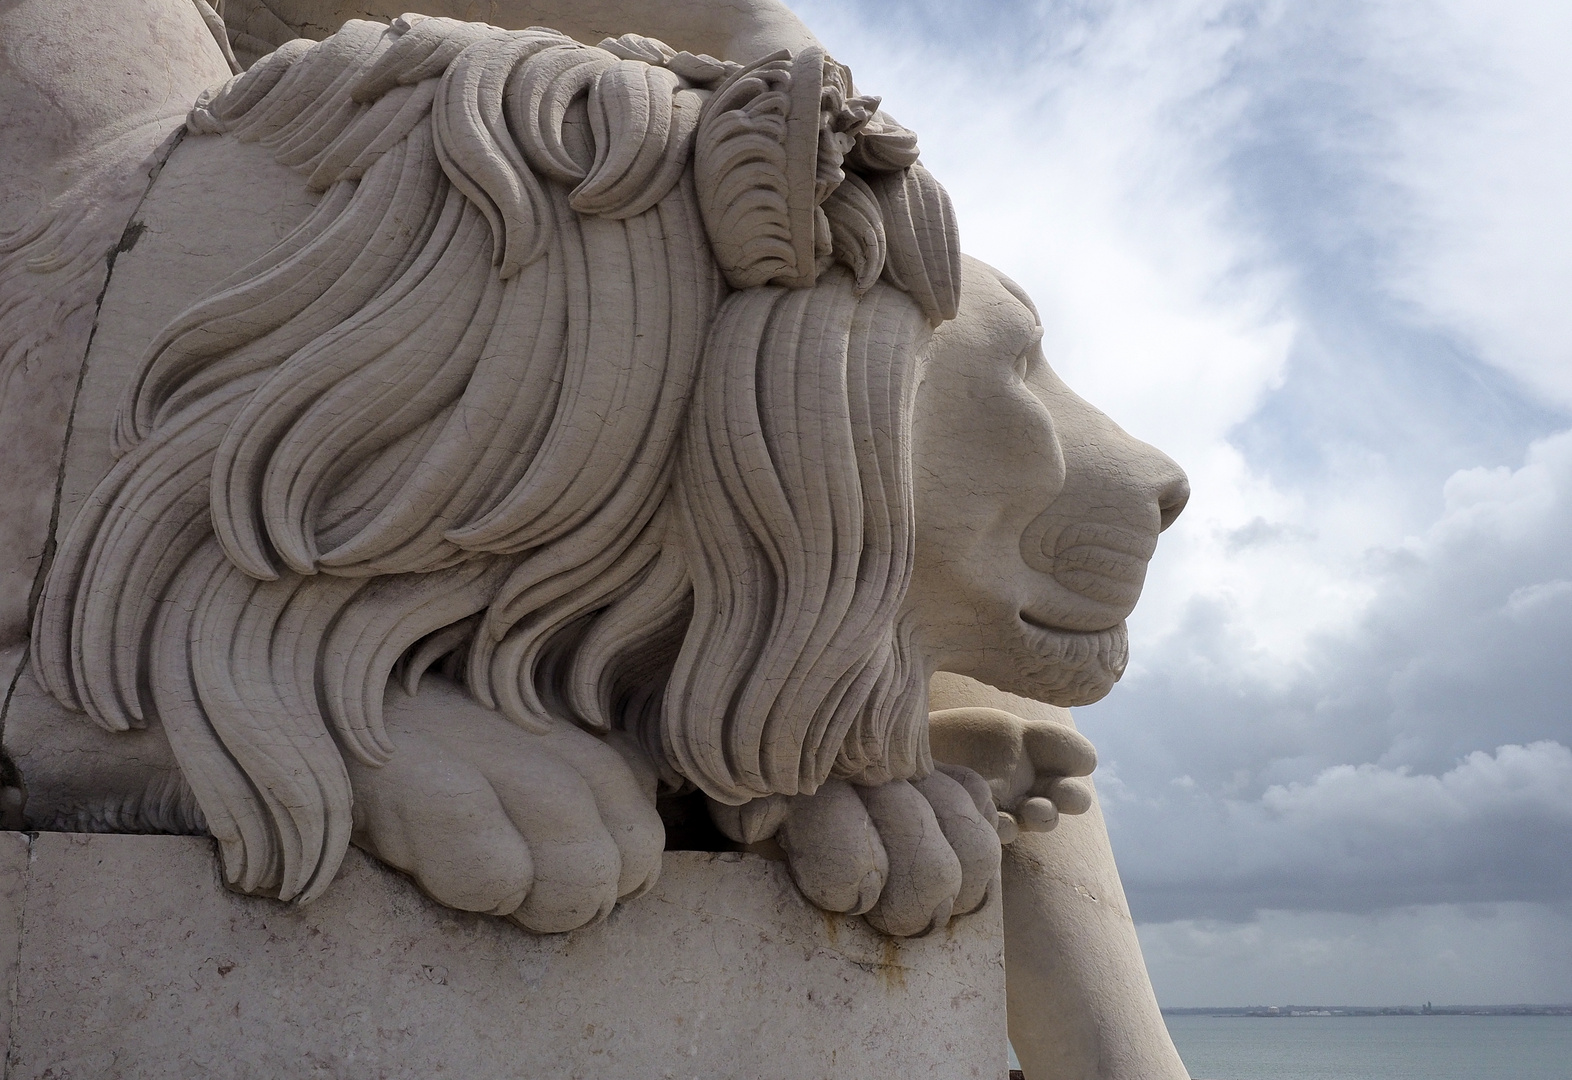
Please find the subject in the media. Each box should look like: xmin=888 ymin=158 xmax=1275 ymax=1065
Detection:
xmin=1015 ymin=334 xmax=1045 ymax=381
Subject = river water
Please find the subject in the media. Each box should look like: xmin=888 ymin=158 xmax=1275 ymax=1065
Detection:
xmin=1163 ymin=1013 xmax=1572 ymax=1080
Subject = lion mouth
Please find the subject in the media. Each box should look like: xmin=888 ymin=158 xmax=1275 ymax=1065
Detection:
xmin=1016 ymin=614 xmax=1130 ymax=691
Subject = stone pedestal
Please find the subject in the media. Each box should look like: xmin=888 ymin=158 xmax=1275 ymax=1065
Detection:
xmin=0 ymin=833 xmax=1005 ymax=1079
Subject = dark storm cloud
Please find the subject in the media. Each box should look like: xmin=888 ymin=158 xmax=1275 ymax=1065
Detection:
xmin=1089 ymin=431 xmax=1572 ymax=921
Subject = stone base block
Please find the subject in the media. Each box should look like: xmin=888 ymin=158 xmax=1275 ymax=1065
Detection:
xmin=0 ymin=833 xmax=1005 ymax=1079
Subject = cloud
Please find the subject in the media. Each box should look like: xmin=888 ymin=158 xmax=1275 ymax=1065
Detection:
xmin=1138 ymin=902 xmax=1572 ymax=1006
xmin=791 ymin=0 xmax=1572 ymax=982
xmin=1262 ymin=742 xmax=1572 ymax=827
xmin=793 ymin=0 xmax=1297 ymax=467
xmin=1108 ymin=741 xmax=1572 ymax=921
xmin=1091 ymin=427 xmax=1572 ymax=920
xmin=1378 ymin=1 xmax=1572 ymax=409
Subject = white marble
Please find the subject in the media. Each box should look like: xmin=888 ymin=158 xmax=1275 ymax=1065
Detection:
xmin=930 ymin=674 xmax=1190 ymax=1080
xmin=1 ymin=4 xmax=1193 ymax=1077
xmin=0 ymin=831 xmax=27 ymax=1065
xmin=0 ymin=0 xmax=231 ymax=654
xmin=3 ymin=833 xmax=1005 ymax=1079
xmin=7 ymin=2 xmax=1185 ymax=943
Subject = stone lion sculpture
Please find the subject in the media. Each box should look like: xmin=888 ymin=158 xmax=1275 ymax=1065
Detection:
xmin=2 ymin=1 xmax=1189 ymax=1074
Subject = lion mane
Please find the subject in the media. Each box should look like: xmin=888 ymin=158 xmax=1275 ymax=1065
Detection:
xmin=31 ymin=16 xmax=961 ymax=902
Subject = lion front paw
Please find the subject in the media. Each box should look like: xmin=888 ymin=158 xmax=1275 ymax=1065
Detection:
xmin=346 ymin=677 xmax=663 ymax=933
xmin=927 ymin=706 xmax=1098 ymax=842
xmin=709 ymin=769 xmax=1002 ymax=937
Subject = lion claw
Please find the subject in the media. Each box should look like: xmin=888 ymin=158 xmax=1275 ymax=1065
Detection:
xmin=712 ymin=768 xmax=1001 ymax=937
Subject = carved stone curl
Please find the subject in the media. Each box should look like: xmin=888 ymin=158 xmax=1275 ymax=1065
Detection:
xmin=11 ymin=12 xmax=1187 ymax=948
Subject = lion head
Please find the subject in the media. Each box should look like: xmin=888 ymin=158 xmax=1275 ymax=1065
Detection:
xmin=31 ymin=16 xmax=1185 ymax=904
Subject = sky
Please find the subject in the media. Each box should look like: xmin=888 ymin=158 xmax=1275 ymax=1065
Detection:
xmin=789 ymin=0 xmax=1572 ymax=1006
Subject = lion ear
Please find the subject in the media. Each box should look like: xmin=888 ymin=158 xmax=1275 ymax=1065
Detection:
xmin=692 ymin=48 xmax=813 ymax=288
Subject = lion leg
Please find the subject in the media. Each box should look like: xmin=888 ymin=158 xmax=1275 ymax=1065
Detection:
xmin=525 ymin=726 xmax=665 ymax=901
xmin=928 ymin=673 xmax=1189 ymax=1080
xmin=857 ymin=779 xmax=965 ymax=936
xmin=913 ymin=767 xmax=1002 ymax=916
xmin=0 ymin=0 xmax=231 ymax=650
xmin=774 ymin=779 xmax=888 ymax=915
xmin=1 ymin=662 xmax=202 ymax=834
xmin=735 ymin=769 xmax=1002 ymax=938
xmin=347 ymin=742 xmax=538 ymax=917
xmin=347 ymin=677 xmax=664 ymax=932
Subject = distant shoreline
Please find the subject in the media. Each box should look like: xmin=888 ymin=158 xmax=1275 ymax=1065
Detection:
xmin=1163 ymin=1005 xmax=1572 ymax=1017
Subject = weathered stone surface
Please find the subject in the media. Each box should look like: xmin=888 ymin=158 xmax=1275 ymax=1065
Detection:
xmin=7 ymin=7 xmax=1188 ymax=943
xmin=1 ymin=4 xmax=1191 ymax=1077
xmin=0 ymin=831 xmax=28 ymax=1068
xmin=930 ymin=675 xmax=1190 ymax=1080
xmin=51 ymin=133 xmax=319 ymax=544
xmin=0 ymin=0 xmax=230 ymax=653
xmin=6 ymin=834 xmax=1005 ymax=1079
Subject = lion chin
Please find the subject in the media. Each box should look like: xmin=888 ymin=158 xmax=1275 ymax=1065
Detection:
xmin=1015 ymin=620 xmax=1131 ymax=707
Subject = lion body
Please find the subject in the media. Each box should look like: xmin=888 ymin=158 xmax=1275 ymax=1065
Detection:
xmin=1 ymin=8 xmax=1193 ymax=1069
xmin=11 ymin=17 xmax=957 ymax=901
xmin=51 ymin=138 xmax=321 ymax=584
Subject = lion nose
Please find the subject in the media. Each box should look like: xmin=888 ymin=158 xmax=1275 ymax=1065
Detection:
xmin=1122 ymin=441 xmax=1189 ymax=534
xmin=1157 ymin=471 xmax=1190 ymax=532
